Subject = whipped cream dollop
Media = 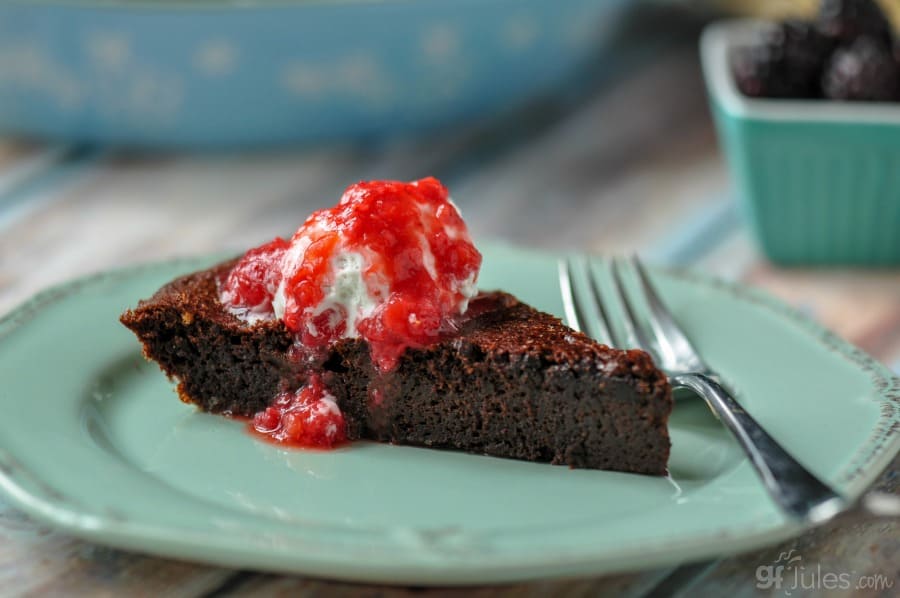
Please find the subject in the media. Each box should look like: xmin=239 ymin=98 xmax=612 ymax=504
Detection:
xmin=220 ymin=177 xmax=482 ymax=371
xmin=271 ymin=249 xmax=378 ymax=336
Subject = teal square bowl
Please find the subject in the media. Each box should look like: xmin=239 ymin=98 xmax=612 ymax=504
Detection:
xmin=701 ymin=20 xmax=900 ymax=266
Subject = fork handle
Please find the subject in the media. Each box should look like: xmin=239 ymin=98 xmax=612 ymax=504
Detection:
xmin=672 ymin=373 xmax=846 ymax=523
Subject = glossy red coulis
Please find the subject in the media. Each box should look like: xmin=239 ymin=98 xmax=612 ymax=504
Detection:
xmin=221 ymin=177 xmax=482 ymax=448
xmin=220 ymin=237 xmax=290 ymax=316
xmin=250 ymin=375 xmax=347 ymax=448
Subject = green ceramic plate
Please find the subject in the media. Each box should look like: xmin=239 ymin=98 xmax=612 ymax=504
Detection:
xmin=0 ymin=243 xmax=898 ymax=585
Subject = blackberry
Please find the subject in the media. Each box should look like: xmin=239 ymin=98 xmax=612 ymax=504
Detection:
xmin=818 ymin=0 xmax=893 ymax=44
xmin=732 ymin=20 xmax=834 ymax=98
xmin=822 ymin=36 xmax=900 ymax=100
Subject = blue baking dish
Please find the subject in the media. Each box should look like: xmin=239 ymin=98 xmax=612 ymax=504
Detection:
xmin=0 ymin=0 xmax=629 ymax=148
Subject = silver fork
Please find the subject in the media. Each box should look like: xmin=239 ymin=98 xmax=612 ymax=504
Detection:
xmin=558 ymin=255 xmax=847 ymax=524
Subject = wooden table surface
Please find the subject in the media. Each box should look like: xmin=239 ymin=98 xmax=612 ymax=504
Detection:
xmin=0 ymin=18 xmax=898 ymax=598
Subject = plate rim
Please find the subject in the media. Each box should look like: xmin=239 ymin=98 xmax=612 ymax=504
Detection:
xmin=0 ymin=246 xmax=898 ymax=584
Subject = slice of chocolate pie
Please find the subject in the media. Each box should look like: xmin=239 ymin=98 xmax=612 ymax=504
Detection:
xmin=121 ymin=178 xmax=672 ymax=474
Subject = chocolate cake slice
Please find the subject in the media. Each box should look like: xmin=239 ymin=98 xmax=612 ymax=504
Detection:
xmin=121 ymin=260 xmax=672 ymax=474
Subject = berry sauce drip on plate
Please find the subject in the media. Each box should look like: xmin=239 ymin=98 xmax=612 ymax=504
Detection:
xmin=250 ymin=374 xmax=347 ymax=448
xmin=220 ymin=177 xmax=482 ymax=448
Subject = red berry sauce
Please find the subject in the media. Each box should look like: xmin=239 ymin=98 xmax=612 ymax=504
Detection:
xmin=220 ymin=237 xmax=290 ymax=321
xmin=250 ymin=375 xmax=347 ymax=449
xmin=220 ymin=177 xmax=482 ymax=448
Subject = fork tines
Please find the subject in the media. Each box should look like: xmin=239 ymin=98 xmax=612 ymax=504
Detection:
xmin=558 ymin=255 xmax=703 ymax=375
